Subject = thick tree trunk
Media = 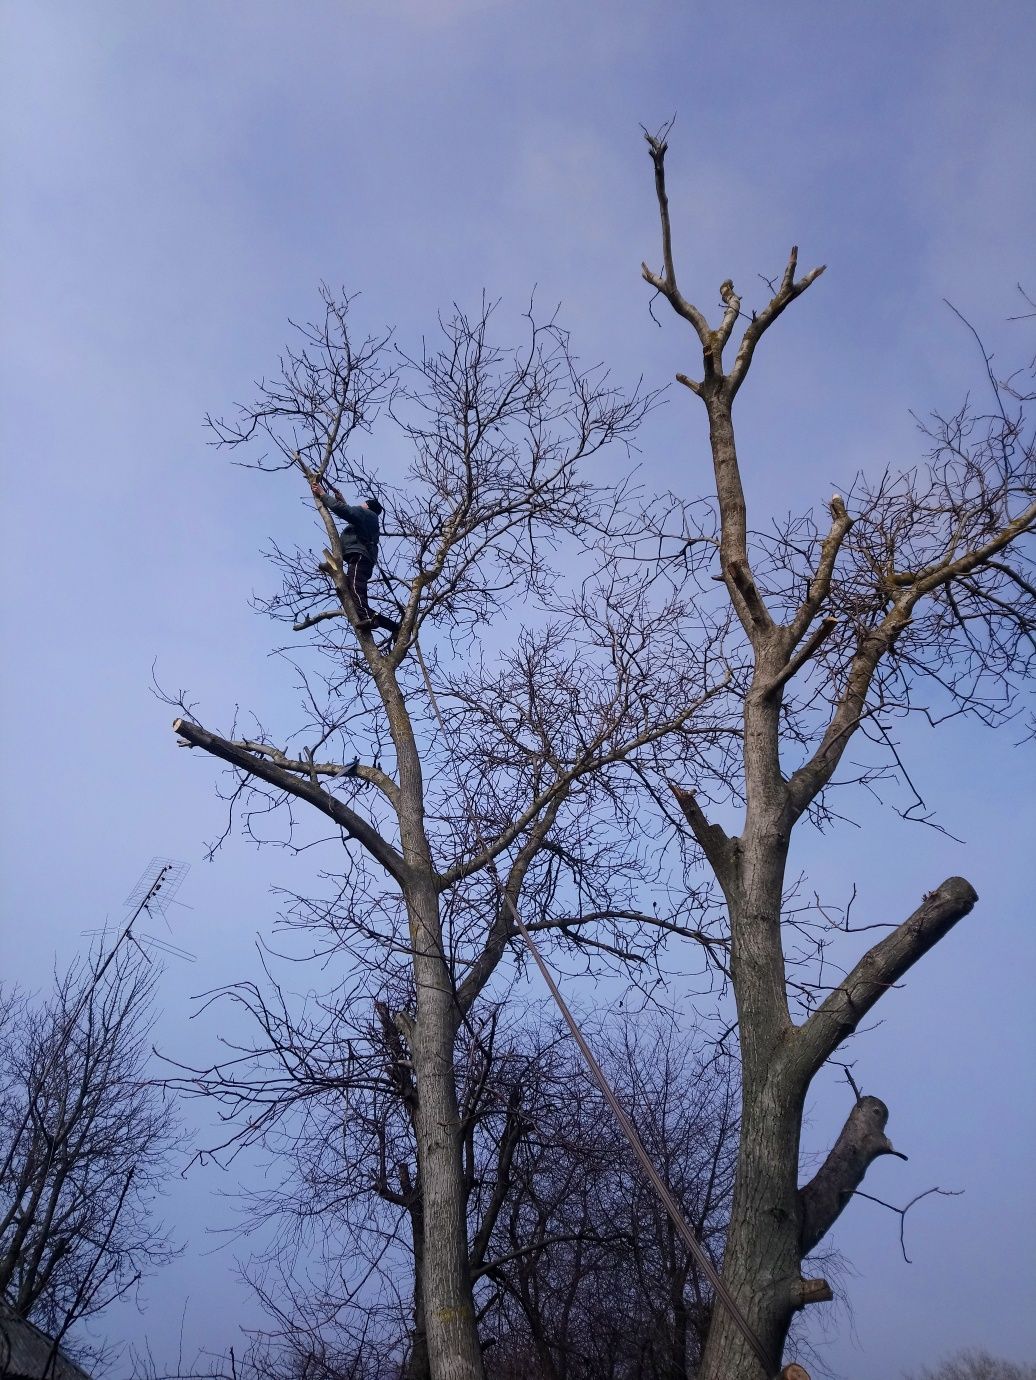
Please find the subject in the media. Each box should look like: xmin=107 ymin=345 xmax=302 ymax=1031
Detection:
xmin=408 ymin=883 xmax=484 ymax=1380
xmin=696 ymin=1072 xmax=804 ymax=1380
xmin=699 ymin=797 xmax=804 ymax=1380
xmin=638 ymin=148 xmax=1006 ymax=1380
xmin=412 ymin=1006 xmax=483 ymax=1379
xmin=382 ymin=669 xmax=485 ymax=1380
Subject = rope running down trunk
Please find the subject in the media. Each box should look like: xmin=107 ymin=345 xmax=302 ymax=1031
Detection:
xmin=412 ymin=639 xmax=778 ymax=1380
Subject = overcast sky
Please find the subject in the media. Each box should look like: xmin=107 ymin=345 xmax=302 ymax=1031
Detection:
xmin=2 ymin=3 xmax=1034 ymax=1377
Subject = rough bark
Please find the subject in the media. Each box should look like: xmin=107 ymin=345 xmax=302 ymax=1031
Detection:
xmin=391 ymin=637 xmax=486 ymax=1380
xmin=695 ymin=913 xmax=802 ymax=1380
xmin=410 ymin=991 xmax=482 ymax=1380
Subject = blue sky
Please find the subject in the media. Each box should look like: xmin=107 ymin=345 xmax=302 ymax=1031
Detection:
xmin=2 ymin=2 xmax=1034 ymax=1376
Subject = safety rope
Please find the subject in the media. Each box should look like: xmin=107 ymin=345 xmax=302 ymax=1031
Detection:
xmin=410 ymin=638 xmax=778 ymax=1380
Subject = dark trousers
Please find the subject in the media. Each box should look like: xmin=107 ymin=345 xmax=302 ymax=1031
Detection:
xmin=344 ymin=554 xmax=374 ymax=618
xmin=344 ymin=554 xmax=400 ymax=634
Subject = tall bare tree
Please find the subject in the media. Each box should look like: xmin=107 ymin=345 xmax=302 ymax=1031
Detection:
xmin=170 ymin=294 xmax=728 ymax=1380
xmin=0 ymin=947 xmax=180 ymax=1364
xmin=638 ymin=129 xmax=1036 ymax=1378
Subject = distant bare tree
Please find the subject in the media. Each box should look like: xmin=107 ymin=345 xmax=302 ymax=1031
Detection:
xmin=0 ymin=947 xmax=180 ymax=1363
xmin=638 ymin=128 xmax=1035 ymax=1378
xmin=176 ymin=1000 xmax=738 ymax=1380
xmin=477 ymin=1015 xmax=738 ymax=1380
xmin=905 ymin=1353 xmax=1036 ymax=1380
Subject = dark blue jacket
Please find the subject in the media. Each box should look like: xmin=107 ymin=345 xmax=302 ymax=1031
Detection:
xmin=326 ymin=497 xmax=379 ymax=563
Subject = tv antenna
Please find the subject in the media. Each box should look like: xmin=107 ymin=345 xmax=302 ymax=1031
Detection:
xmin=2 ymin=857 xmax=194 ymax=1189
xmin=83 ymin=856 xmax=195 ymax=962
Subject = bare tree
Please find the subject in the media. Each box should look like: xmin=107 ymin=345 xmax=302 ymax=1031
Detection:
xmin=169 ymin=293 xmax=728 ymax=1380
xmin=637 ymin=128 xmax=1036 ymax=1378
xmin=905 ymin=1354 xmax=1036 ymax=1380
xmin=477 ymin=1014 xmax=738 ymax=1380
xmin=175 ymin=996 xmax=739 ymax=1380
xmin=0 ymin=946 xmax=181 ymax=1365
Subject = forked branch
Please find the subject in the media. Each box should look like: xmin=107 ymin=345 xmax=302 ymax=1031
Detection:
xmin=641 ymin=132 xmax=824 ymax=395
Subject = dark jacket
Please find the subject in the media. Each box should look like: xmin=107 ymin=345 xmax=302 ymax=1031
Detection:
xmin=326 ymin=497 xmax=379 ymax=563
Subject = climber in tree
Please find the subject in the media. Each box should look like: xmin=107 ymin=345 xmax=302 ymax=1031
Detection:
xmin=309 ymin=477 xmax=400 ymax=636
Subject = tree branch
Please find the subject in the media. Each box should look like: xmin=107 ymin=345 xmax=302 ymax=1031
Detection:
xmin=787 ymin=493 xmax=1036 ymax=819
xmin=793 ymin=876 xmax=978 ymax=1081
xmin=907 ymin=498 xmax=1036 ymax=600
xmin=798 ymin=1094 xmax=906 ymax=1255
xmin=453 ymin=798 xmax=563 ymax=1015
xmin=850 ymin=1184 xmax=962 ymax=1264
xmin=639 ymin=129 xmax=712 ymax=349
xmin=292 ymin=607 xmax=347 ymax=631
xmin=728 ymin=247 xmax=826 ymax=398
xmin=224 ymin=737 xmax=398 ymax=805
xmin=669 ymin=783 xmax=735 ymax=888
xmin=765 ymin=617 xmax=838 ymax=695
xmin=785 ymin=495 xmax=855 ymax=646
xmin=172 ymin=717 xmax=407 ymax=883
xmin=437 ymin=675 xmax=731 ymax=892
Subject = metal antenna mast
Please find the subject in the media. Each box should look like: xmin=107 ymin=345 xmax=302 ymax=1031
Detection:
xmin=0 ymin=857 xmax=190 ymax=1186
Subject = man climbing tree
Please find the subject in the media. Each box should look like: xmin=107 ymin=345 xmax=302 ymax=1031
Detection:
xmin=309 ymin=476 xmax=399 ymax=635
xmin=171 ymin=138 xmax=1032 ymax=1379
xmin=174 ymin=292 xmax=724 ymax=1380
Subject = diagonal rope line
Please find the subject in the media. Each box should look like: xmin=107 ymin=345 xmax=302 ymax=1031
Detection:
xmin=411 ymin=638 xmax=778 ymax=1379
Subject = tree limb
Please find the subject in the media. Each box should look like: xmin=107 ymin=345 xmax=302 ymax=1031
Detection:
xmin=793 ymin=876 xmax=978 ymax=1081
xmin=765 ymin=617 xmax=838 ymax=695
xmin=640 ymin=130 xmax=712 ymax=349
xmin=172 ymin=717 xmax=408 ymax=883
xmin=785 ymin=495 xmax=855 ymax=646
xmin=727 ymin=247 xmax=826 ymax=398
xmin=798 ymin=1094 xmax=906 ymax=1255
xmin=669 ymin=784 xmax=735 ymax=888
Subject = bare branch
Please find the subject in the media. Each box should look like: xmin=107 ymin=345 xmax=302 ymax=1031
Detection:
xmin=172 ymin=717 xmax=407 ymax=883
xmin=799 ymin=1094 xmax=907 ymax=1255
xmin=793 ymin=877 xmax=978 ymax=1081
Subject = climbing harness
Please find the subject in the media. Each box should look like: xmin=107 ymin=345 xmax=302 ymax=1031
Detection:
xmin=410 ymin=639 xmax=781 ymax=1380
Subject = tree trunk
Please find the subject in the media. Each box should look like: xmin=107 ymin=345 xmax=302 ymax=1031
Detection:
xmin=408 ymin=882 xmax=484 ymax=1380
xmin=699 ymin=802 xmax=803 ymax=1380
xmin=696 ymin=1070 xmax=803 ymax=1380
xmin=670 ymin=1278 xmax=690 ymax=1379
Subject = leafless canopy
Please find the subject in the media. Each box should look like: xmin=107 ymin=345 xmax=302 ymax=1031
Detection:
xmin=168 ymin=288 xmax=743 ymax=1380
xmin=164 ymin=126 xmax=1034 ymax=1376
xmin=0 ymin=947 xmax=181 ymax=1366
xmin=175 ymin=291 xmax=728 ymax=991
